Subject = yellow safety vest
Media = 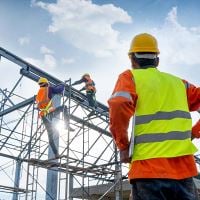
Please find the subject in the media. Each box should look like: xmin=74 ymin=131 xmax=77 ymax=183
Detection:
xmin=130 ymin=68 xmax=197 ymax=161
xmin=36 ymin=87 xmax=54 ymax=117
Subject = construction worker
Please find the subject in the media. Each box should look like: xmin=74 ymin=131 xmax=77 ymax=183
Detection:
xmin=72 ymin=73 xmax=97 ymax=117
xmin=108 ymin=33 xmax=200 ymax=200
xmin=36 ymin=77 xmax=74 ymax=156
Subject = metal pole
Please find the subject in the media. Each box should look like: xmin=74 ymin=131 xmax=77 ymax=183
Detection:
xmin=0 ymin=75 xmax=23 ymax=112
xmin=25 ymin=103 xmax=35 ymax=200
xmin=114 ymin=147 xmax=122 ymax=200
xmin=12 ymin=160 xmax=22 ymax=200
xmin=64 ymin=78 xmax=72 ymax=200
xmin=69 ymin=173 xmax=74 ymax=200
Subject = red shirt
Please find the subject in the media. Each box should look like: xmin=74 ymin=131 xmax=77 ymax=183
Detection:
xmin=108 ymin=69 xmax=200 ymax=180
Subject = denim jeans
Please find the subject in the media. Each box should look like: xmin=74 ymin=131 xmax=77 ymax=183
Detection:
xmin=131 ymin=178 xmax=198 ymax=200
xmin=42 ymin=94 xmax=62 ymax=156
xmin=42 ymin=116 xmax=58 ymax=156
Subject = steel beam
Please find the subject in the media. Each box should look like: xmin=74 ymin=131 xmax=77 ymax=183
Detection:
xmin=0 ymin=96 xmax=35 ymax=117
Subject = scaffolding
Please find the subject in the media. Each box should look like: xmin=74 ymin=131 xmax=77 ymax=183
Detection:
xmin=0 ymin=47 xmax=129 ymax=200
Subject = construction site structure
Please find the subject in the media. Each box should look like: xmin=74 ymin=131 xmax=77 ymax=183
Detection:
xmin=0 ymin=46 xmax=200 ymax=200
xmin=0 ymin=47 xmax=131 ymax=200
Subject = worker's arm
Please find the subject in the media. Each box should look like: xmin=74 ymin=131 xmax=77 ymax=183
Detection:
xmin=108 ymin=70 xmax=137 ymax=163
xmin=183 ymin=80 xmax=200 ymax=139
xmin=183 ymin=80 xmax=200 ymax=111
xmin=192 ymin=120 xmax=200 ymax=139
xmin=51 ymin=84 xmax=65 ymax=94
xmin=72 ymin=78 xmax=84 ymax=86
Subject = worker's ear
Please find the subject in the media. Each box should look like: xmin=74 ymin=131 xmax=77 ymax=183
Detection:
xmin=131 ymin=56 xmax=140 ymax=69
xmin=155 ymin=57 xmax=159 ymax=67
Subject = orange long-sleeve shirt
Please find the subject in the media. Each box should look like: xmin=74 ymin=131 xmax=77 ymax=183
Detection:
xmin=192 ymin=119 xmax=200 ymax=138
xmin=108 ymin=69 xmax=200 ymax=180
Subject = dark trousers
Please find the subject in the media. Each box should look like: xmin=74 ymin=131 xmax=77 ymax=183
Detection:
xmin=42 ymin=116 xmax=58 ymax=156
xmin=42 ymin=106 xmax=70 ymax=156
xmin=131 ymin=178 xmax=199 ymax=200
xmin=86 ymin=92 xmax=97 ymax=108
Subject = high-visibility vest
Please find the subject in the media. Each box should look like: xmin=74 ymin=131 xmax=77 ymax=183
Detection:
xmin=36 ymin=87 xmax=54 ymax=117
xmin=130 ymin=68 xmax=197 ymax=161
xmin=85 ymin=77 xmax=96 ymax=93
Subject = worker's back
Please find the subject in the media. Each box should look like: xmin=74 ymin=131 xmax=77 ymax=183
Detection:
xmin=132 ymin=68 xmax=188 ymax=114
xmin=130 ymin=67 xmax=197 ymax=161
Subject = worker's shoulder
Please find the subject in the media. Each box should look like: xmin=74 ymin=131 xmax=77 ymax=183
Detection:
xmin=159 ymin=70 xmax=181 ymax=80
xmin=118 ymin=69 xmax=132 ymax=79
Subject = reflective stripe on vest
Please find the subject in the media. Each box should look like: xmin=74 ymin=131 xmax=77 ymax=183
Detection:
xmin=110 ymin=91 xmax=132 ymax=101
xmin=130 ymin=68 xmax=197 ymax=161
xmin=40 ymin=99 xmax=54 ymax=117
xmin=135 ymin=110 xmax=191 ymax=125
xmin=135 ymin=130 xmax=191 ymax=144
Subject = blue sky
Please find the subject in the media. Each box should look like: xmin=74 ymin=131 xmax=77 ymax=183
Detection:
xmin=1 ymin=0 xmax=200 ymax=132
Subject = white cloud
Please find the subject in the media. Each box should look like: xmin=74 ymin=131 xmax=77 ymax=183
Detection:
xmin=61 ymin=57 xmax=75 ymax=64
xmin=18 ymin=36 xmax=30 ymax=46
xmin=26 ymin=54 xmax=56 ymax=71
xmin=153 ymin=7 xmax=200 ymax=67
xmin=43 ymin=54 xmax=56 ymax=68
xmin=26 ymin=45 xmax=56 ymax=71
xmin=40 ymin=45 xmax=54 ymax=54
xmin=33 ymin=0 xmax=132 ymax=57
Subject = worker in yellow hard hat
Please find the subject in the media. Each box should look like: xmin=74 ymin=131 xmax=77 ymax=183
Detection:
xmin=72 ymin=73 xmax=97 ymax=117
xmin=36 ymin=76 xmax=74 ymax=157
xmin=36 ymin=77 xmax=66 ymax=117
xmin=38 ymin=77 xmax=49 ymax=85
xmin=108 ymin=33 xmax=200 ymax=199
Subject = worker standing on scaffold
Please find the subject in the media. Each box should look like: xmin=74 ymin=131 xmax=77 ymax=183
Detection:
xmin=72 ymin=73 xmax=97 ymax=117
xmin=36 ymin=77 xmax=74 ymax=157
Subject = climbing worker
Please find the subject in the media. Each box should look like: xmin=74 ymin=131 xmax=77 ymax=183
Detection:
xmin=72 ymin=73 xmax=97 ymax=117
xmin=36 ymin=77 xmax=74 ymax=156
xmin=108 ymin=33 xmax=200 ymax=200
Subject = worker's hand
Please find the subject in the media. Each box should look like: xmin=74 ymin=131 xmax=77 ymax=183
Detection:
xmin=120 ymin=148 xmax=131 ymax=163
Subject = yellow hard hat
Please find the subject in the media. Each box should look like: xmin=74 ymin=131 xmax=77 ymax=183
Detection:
xmin=38 ymin=77 xmax=48 ymax=84
xmin=129 ymin=33 xmax=160 ymax=54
